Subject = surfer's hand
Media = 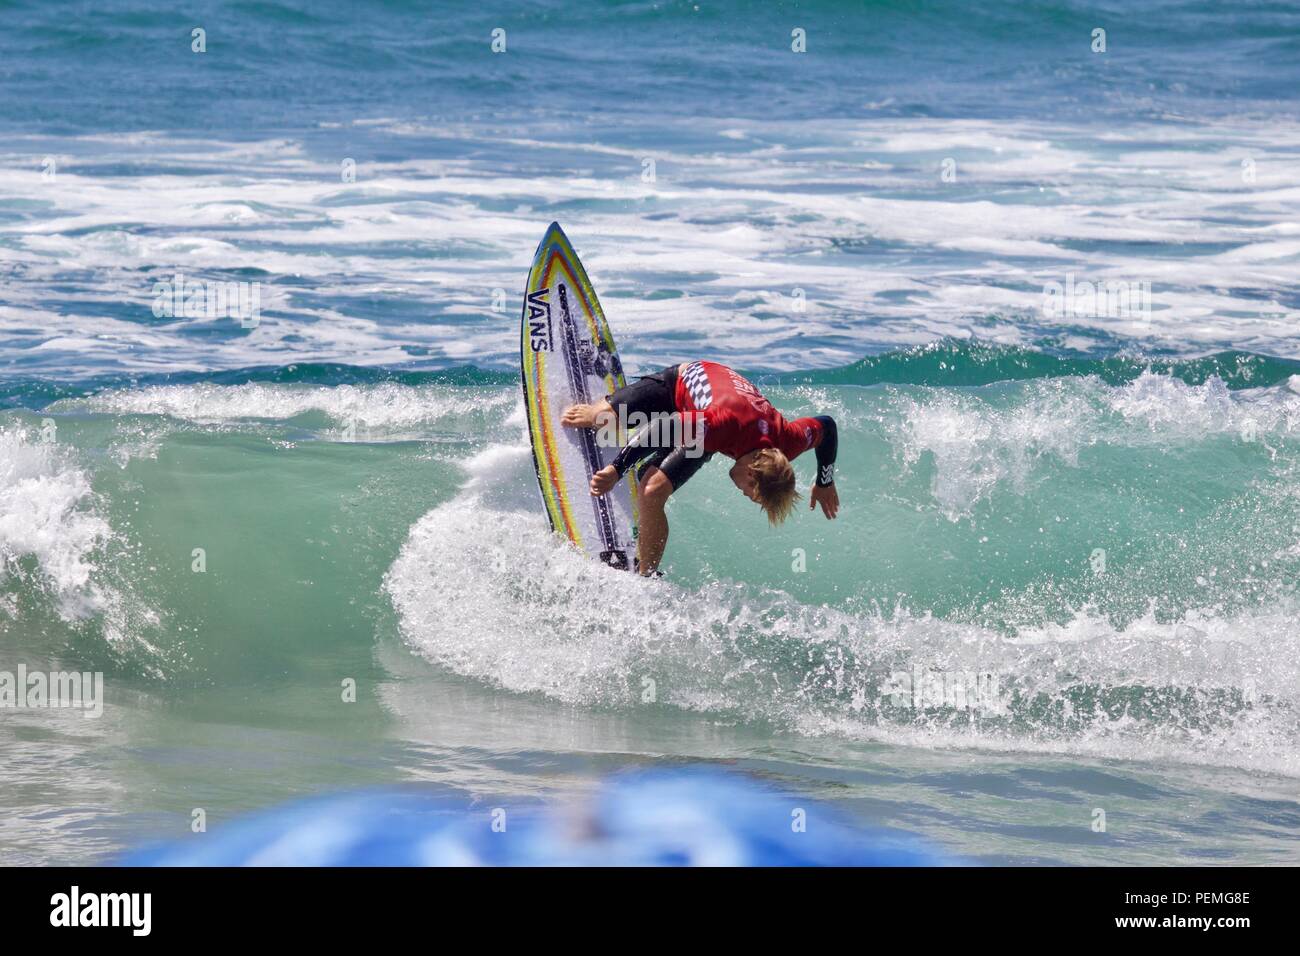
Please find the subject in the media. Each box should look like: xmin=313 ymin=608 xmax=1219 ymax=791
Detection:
xmin=810 ymin=482 xmax=839 ymax=519
xmin=590 ymin=465 xmax=619 ymax=496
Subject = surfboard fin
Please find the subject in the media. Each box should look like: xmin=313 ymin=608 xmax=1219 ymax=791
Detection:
xmin=600 ymin=549 xmax=630 ymax=571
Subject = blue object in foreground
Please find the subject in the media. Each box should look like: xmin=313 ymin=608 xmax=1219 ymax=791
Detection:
xmin=122 ymin=770 xmax=947 ymax=866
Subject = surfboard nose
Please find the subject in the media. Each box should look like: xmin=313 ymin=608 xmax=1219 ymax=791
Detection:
xmin=533 ymin=221 xmax=567 ymax=258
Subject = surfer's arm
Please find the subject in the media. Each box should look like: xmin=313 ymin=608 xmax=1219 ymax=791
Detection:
xmin=809 ymin=416 xmax=839 ymax=519
xmin=594 ymin=417 xmax=693 ymax=497
xmin=812 ymin=415 xmax=837 ymax=487
xmin=610 ymin=421 xmax=662 ymax=480
xmin=589 ymin=438 xmax=651 ymax=497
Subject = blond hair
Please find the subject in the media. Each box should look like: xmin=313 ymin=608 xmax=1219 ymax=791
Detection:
xmin=750 ymin=448 xmax=801 ymax=526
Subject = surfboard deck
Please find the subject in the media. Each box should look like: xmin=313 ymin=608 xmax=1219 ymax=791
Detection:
xmin=520 ymin=222 xmax=638 ymax=570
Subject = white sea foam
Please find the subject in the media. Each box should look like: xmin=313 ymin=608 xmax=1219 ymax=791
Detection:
xmin=3 ymin=117 xmax=1298 ymax=377
xmin=385 ymin=491 xmax=1300 ymax=778
xmin=0 ymin=426 xmax=112 ymax=617
xmin=385 ymin=430 xmax=1300 ymax=779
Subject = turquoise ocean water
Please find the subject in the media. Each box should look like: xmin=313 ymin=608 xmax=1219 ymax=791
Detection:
xmin=2 ymin=0 xmax=1299 ymax=864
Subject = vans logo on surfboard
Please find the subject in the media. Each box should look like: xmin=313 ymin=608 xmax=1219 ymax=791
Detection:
xmin=527 ymin=288 xmax=552 ymax=352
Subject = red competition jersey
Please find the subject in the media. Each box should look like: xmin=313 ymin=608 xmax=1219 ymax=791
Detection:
xmin=674 ymin=361 xmax=823 ymax=460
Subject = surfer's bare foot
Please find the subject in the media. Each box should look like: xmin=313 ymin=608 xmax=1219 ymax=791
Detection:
xmin=562 ymin=400 xmax=613 ymax=429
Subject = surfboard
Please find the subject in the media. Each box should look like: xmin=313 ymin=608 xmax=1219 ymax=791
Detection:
xmin=520 ymin=222 xmax=638 ymax=570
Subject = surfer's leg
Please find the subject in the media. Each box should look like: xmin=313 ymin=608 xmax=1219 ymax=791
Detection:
xmin=632 ymin=445 xmax=713 ymax=574
xmin=635 ymin=466 xmax=673 ymax=575
xmin=568 ymin=366 xmax=679 ymax=432
xmin=566 ymin=365 xmax=678 ymax=433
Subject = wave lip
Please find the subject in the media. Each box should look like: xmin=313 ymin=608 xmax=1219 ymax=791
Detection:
xmin=882 ymin=367 xmax=1300 ymax=520
xmin=59 ymin=380 xmax=518 ymax=440
xmin=0 ymin=425 xmax=112 ymax=618
xmin=785 ymin=339 xmax=1300 ymax=390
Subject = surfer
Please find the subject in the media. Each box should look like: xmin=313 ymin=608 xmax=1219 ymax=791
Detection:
xmin=562 ymin=361 xmax=839 ymax=575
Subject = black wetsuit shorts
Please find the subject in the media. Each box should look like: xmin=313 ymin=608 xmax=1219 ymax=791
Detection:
xmin=606 ymin=364 xmax=715 ymax=490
